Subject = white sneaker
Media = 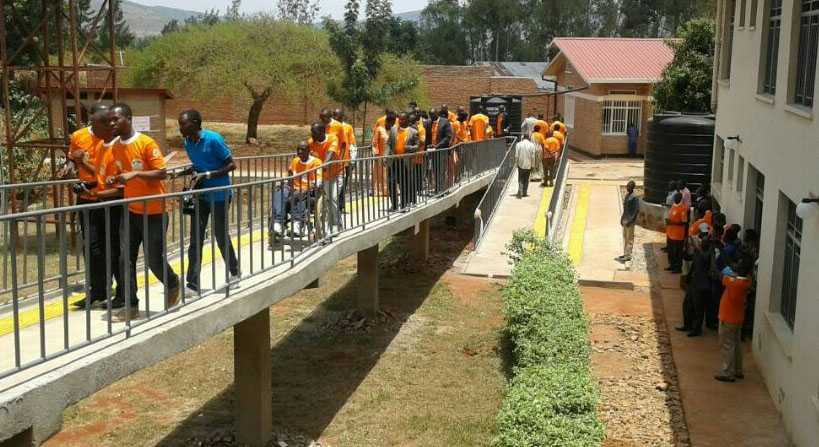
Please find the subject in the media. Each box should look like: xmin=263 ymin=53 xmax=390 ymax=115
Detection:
xmin=273 ymin=221 xmax=283 ymax=236
xmin=293 ymin=222 xmax=305 ymax=237
xmin=228 ymin=273 xmax=241 ymax=289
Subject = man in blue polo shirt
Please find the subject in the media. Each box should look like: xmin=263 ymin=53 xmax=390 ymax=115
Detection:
xmin=178 ymin=109 xmax=240 ymax=293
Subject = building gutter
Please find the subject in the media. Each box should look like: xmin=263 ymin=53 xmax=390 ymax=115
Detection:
xmin=711 ymin=0 xmax=724 ymax=113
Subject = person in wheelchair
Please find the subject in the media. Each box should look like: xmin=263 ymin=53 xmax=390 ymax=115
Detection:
xmin=270 ymin=142 xmax=322 ymax=240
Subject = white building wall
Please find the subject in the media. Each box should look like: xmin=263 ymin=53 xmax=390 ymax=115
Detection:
xmin=713 ymin=0 xmax=819 ymax=445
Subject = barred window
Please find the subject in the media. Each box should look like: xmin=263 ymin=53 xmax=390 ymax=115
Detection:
xmin=780 ymin=198 xmax=802 ymax=329
xmin=721 ymin=0 xmax=737 ymax=79
xmin=762 ymin=0 xmax=782 ymax=94
xmin=714 ymin=137 xmax=725 ymax=183
xmin=794 ymin=0 xmax=819 ymax=107
xmin=750 ymin=0 xmax=759 ymax=27
xmin=601 ymin=100 xmax=641 ymax=135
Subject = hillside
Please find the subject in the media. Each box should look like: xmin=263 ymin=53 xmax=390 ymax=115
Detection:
xmin=91 ymin=0 xmax=200 ymax=37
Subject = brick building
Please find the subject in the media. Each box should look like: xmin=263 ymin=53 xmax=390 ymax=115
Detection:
xmin=543 ymin=38 xmax=676 ymax=157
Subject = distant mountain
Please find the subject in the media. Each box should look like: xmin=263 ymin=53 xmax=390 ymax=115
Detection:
xmin=394 ymin=9 xmax=422 ymax=24
xmin=91 ymin=0 xmax=200 ymax=37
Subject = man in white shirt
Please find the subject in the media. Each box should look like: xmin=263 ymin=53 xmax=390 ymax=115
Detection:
xmin=514 ymin=134 xmax=538 ymax=198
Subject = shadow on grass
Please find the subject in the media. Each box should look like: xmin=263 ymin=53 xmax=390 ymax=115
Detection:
xmin=156 ymin=193 xmax=481 ymax=444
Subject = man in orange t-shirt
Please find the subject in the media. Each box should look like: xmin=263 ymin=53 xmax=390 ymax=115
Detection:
xmin=468 ymin=109 xmax=490 ymax=141
xmin=332 ymin=109 xmax=356 ymax=215
xmin=386 ymin=112 xmax=420 ymax=210
xmin=308 ymin=122 xmax=342 ymax=234
xmin=530 ymin=125 xmax=547 ymax=181
xmin=453 ymin=110 xmax=470 ymax=144
xmin=105 ymin=103 xmax=179 ymax=320
xmin=715 ymin=260 xmax=753 ymax=382
xmin=534 ymin=116 xmax=550 ymax=139
xmin=542 ymin=135 xmax=561 ymax=187
xmin=665 ymin=192 xmax=688 ymax=273
xmin=270 ymin=142 xmax=323 ymax=239
xmin=68 ymin=104 xmax=126 ymax=309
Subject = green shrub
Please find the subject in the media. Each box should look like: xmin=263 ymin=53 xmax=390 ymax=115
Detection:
xmin=494 ymin=230 xmax=603 ymax=447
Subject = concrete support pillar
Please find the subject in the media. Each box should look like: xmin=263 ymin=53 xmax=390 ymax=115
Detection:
xmin=411 ymin=219 xmax=430 ymax=262
xmin=234 ymin=309 xmax=272 ymax=447
xmin=357 ymin=245 xmax=379 ymax=315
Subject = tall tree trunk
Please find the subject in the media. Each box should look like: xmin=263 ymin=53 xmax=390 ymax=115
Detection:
xmin=245 ymin=88 xmax=271 ymax=143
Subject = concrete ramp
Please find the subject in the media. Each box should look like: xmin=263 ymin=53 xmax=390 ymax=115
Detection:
xmin=463 ymin=170 xmax=552 ymax=278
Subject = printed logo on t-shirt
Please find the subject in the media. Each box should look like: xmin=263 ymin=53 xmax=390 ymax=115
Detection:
xmin=131 ymin=159 xmax=144 ymax=171
xmin=152 ymin=148 xmax=162 ymax=158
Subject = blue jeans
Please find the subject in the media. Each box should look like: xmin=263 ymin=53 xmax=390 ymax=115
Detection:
xmin=271 ymin=184 xmax=309 ymax=225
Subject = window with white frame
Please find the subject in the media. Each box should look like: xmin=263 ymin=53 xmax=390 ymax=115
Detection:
xmin=714 ymin=137 xmax=725 ymax=183
xmin=761 ymin=0 xmax=782 ymax=95
xmin=564 ymin=95 xmax=576 ymax=128
xmin=750 ymin=0 xmax=759 ymax=26
xmin=780 ymin=197 xmax=802 ymax=329
xmin=736 ymin=155 xmax=745 ymax=192
xmin=721 ymin=0 xmax=737 ymax=80
xmin=740 ymin=0 xmax=747 ymax=26
xmin=601 ymin=100 xmax=641 ymax=135
xmin=793 ymin=0 xmax=819 ymax=107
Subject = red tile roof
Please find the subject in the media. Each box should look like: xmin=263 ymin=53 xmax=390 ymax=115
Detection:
xmin=547 ymin=38 xmax=676 ymax=84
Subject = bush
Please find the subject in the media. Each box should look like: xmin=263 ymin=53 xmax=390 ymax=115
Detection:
xmin=494 ymin=230 xmax=603 ymax=446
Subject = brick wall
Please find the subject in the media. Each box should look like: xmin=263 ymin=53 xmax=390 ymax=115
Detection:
xmin=164 ymin=65 xmax=554 ymax=127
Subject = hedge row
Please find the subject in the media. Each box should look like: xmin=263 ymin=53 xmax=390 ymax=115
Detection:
xmin=494 ymin=231 xmax=604 ymax=446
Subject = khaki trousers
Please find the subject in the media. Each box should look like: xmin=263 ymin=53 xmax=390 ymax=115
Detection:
xmin=718 ymin=321 xmax=743 ymax=377
xmin=623 ymin=224 xmax=635 ymax=257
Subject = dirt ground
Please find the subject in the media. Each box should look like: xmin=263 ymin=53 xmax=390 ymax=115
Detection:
xmin=46 ymin=194 xmax=509 ymax=447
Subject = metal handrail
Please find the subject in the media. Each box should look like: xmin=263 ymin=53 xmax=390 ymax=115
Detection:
xmin=472 ymin=136 xmax=517 ymax=247
xmin=545 ymin=135 xmax=571 ymax=241
xmin=0 ymin=138 xmax=509 ymax=379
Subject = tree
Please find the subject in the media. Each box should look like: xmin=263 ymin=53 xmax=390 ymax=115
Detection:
xmin=98 ymin=0 xmax=134 ymax=51
xmin=418 ymin=0 xmax=470 ymax=64
xmin=161 ymin=19 xmax=180 ymax=35
xmin=225 ymin=0 xmax=242 ymax=21
xmin=276 ymin=0 xmax=320 ymax=24
xmin=653 ymin=19 xmax=715 ymax=113
xmin=385 ymin=17 xmax=419 ymax=56
xmin=128 ymin=18 xmax=338 ymax=142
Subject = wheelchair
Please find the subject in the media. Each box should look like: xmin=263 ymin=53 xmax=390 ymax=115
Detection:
xmin=267 ymin=187 xmax=322 ymax=250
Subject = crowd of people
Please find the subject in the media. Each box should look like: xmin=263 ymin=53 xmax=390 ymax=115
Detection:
xmin=514 ymin=113 xmax=567 ymax=198
xmin=64 ymin=100 xmax=511 ymax=322
xmin=619 ymin=179 xmax=760 ymax=384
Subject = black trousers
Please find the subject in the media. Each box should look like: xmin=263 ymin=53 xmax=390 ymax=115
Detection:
xmin=683 ymin=287 xmax=709 ymax=332
xmin=186 ymin=199 xmax=239 ymax=290
xmin=667 ymin=239 xmax=684 ymax=271
xmin=431 ymin=149 xmax=449 ymax=194
xmin=517 ymin=168 xmax=531 ymax=196
xmin=707 ymin=280 xmax=724 ymax=328
xmin=78 ymin=199 xmax=124 ymax=301
xmin=388 ymin=161 xmax=414 ymax=210
xmin=122 ymin=212 xmax=180 ymax=304
xmin=542 ymin=157 xmax=556 ymax=184
xmin=338 ymin=165 xmax=352 ymax=213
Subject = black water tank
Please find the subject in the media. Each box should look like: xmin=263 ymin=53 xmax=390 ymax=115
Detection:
xmin=469 ymin=95 xmax=523 ymax=135
xmin=644 ymin=113 xmax=715 ymax=204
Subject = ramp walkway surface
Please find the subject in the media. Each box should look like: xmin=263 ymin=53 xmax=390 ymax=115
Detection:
xmin=463 ymin=169 xmax=552 ymax=277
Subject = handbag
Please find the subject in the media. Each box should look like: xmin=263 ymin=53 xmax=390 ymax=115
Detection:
xmin=181 ymin=175 xmax=203 ymax=216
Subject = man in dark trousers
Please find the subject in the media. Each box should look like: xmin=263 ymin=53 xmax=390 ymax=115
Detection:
xmin=617 ymin=180 xmax=640 ymax=263
xmin=432 ymin=108 xmax=453 ymax=194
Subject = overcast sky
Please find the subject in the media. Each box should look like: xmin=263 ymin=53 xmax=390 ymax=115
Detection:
xmin=135 ymin=0 xmax=427 ymax=19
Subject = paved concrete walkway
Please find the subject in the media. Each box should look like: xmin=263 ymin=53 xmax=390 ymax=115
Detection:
xmin=651 ymin=243 xmax=789 ymax=446
xmin=463 ymin=169 xmax=551 ymax=277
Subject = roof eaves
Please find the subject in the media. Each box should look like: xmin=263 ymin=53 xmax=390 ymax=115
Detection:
xmin=587 ymin=78 xmax=663 ymax=84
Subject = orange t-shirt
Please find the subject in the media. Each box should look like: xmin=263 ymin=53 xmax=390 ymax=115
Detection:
xmin=495 ymin=113 xmax=505 ymax=136
xmin=534 ymin=120 xmax=550 ymax=138
xmin=553 ymin=121 xmax=567 ymax=135
xmin=453 ymin=120 xmax=470 ymax=144
xmin=447 ymin=111 xmax=457 ymax=123
xmin=719 ymin=276 xmax=752 ymax=324
xmin=468 ymin=114 xmax=489 ymax=141
xmin=375 ymin=115 xmax=387 ymax=129
xmin=110 ymin=132 xmax=167 ymax=215
xmin=309 ymin=134 xmax=340 ymax=178
xmin=431 ymin=120 xmax=439 ymax=146
xmin=327 ymin=119 xmax=347 ymax=160
xmin=666 ymin=203 xmax=688 ymax=241
xmin=394 ymin=127 xmax=410 ymax=155
xmin=372 ymin=126 xmax=389 ymax=156
xmin=552 ymin=130 xmax=565 ymax=146
xmin=69 ymin=127 xmax=103 ymax=183
xmin=289 ymin=156 xmax=323 ymax=191
xmin=342 ymin=122 xmax=356 ymax=147
xmin=689 ymin=211 xmax=714 ymax=236
xmin=414 ymin=123 xmax=426 ymax=164
xmin=544 ymin=137 xmax=561 ymax=158
xmin=531 ymin=132 xmax=547 ymax=155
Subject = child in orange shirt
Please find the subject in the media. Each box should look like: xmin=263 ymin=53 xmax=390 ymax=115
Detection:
xmin=715 ymin=258 xmax=753 ymax=382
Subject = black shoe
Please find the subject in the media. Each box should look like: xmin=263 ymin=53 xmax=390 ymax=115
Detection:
xmin=615 ymin=256 xmax=626 ymax=263
xmin=714 ymin=375 xmax=735 ymax=383
xmin=675 ymin=326 xmax=690 ymax=332
xmin=109 ymin=296 xmax=138 ymax=310
xmin=72 ymin=297 xmax=103 ymax=309
xmin=687 ymin=331 xmax=703 ymax=337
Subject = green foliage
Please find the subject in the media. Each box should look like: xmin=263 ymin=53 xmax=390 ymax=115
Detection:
xmin=494 ymin=229 xmax=603 ymax=447
xmin=276 ymin=0 xmax=319 ymax=24
xmin=98 ymin=0 xmax=134 ymax=51
xmin=653 ymin=19 xmax=716 ymax=113
xmin=0 ymin=82 xmax=51 ymax=184
xmin=127 ymin=18 xmax=337 ymax=139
